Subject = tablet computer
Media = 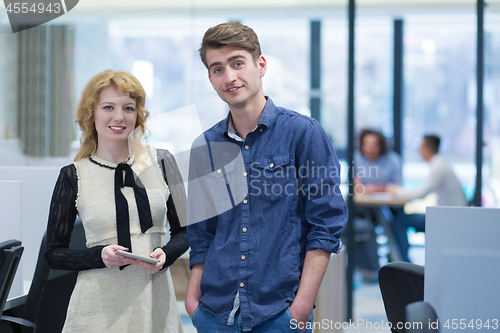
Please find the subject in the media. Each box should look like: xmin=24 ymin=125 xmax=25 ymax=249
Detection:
xmin=115 ymin=250 xmax=160 ymax=264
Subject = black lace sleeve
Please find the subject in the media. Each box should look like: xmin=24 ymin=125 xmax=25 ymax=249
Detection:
xmin=157 ymin=149 xmax=189 ymax=268
xmin=44 ymin=164 xmax=106 ymax=270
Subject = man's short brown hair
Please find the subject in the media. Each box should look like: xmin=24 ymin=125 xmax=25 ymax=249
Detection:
xmin=422 ymin=135 xmax=441 ymax=154
xmin=199 ymin=22 xmax=262 ymax=69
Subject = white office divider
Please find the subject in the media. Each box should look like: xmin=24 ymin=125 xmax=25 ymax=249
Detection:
xmin=0 ymin=166 xmax=61 ymax=296
xmin=0 ymin=180 xmax=22 ymax=299
xmin=314 ymin=247 xmax=346 ymax=333
xmin=425 ymin=207 xmax=500 ymax=331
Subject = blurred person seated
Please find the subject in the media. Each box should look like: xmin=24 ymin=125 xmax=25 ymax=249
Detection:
xmin=386 ymin=135 xmax=467 ymax=262
xmin=352 ymin=129 xmax=402 ymax=282
xmin=354 ymin=129 xmax=402 ymax=192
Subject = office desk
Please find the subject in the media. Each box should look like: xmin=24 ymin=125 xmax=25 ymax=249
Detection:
xmin=354 ymin=193 xmax=408 ymax=261
xmin=354 ymin=192 xmax=408 ymax=207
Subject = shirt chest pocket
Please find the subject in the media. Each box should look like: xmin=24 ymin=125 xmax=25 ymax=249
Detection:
xmin=206 ymin=159 xmax=248 ymax=210
xmin=250 ymin=154 xmax=295 ymax=198
xmin=254 ymin=154 xmax=292 ymax=172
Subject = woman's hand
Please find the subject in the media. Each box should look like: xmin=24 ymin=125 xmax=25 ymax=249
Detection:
xmin=133 ymin=248 xmax=166 ymax=274
xmin=101 ymin=245 xmax=136 ymax=268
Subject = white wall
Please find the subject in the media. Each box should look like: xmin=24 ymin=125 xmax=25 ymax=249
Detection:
xmin=0 ymin=166 xmax=64 ymax=295
xmin=425 ymin=207 xmax=500 ymax=330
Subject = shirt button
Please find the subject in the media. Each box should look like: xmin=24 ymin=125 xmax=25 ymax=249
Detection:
xmin=217 ymin=169 xmax=222 ymax=174
xmin=243 ymin=171 xmax=248 ymax=177
xmin=244 ymin=145 xmax=250 ymax=150
xmin=260 ymin=128 xmax=263 ymax=132
xmin=243 ymin=199 xmax=248 ymax=204
xmin=242 ymin=227 xmax=248 ymax=232
xmin=241 ymin=255 xmax=246 ymax=260
xmin=240 ymin=282 xmax=245 ymax=288
xmin=269 ymin=163 xmax=274 ymax=168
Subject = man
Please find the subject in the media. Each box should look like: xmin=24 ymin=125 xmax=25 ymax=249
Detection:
xmin=354 ymin=129 xmax=402 ymax=192
xmin=387 ymin=135 xmax=467 ymax=262
xmin=185 ymin=22 xmax=347 ymax=333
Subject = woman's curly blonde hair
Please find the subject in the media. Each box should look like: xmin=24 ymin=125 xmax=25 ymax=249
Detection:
xmin=74 ymin=70 xmax=149 ymax=161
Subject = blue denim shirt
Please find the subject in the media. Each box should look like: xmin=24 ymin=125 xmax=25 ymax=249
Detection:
xmin=187 ymin=98 xmax=347 ymax=331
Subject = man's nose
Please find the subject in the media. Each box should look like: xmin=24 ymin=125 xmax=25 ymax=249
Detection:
xmin=224 ymin=69 xmax=237 ymax=83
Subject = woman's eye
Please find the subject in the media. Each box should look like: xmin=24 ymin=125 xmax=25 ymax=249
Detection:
xmin=103 ymin=105 xmax=113 ymax=110
xmin=125 ymin=107 xmax=135 ymax=112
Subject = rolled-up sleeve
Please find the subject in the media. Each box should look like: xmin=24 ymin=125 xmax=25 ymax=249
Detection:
xmin=187 ymin=216 xmax=217 ymax=268
xmin=186 ymin=135 xmax=219 ymax=269
xmin=296 ymin=121 xmax=348 ymax=254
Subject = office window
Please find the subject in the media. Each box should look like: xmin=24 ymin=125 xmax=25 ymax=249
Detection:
xmin=404 ymin=15 xmax=476 ymax=199
xmin=323 ymin=17 xmax=393 ymax=157
xmin=482 ymin=13 xmax=500 ymax=206
xmin=404 ymin=15 xmax=476 ymax=164
xmin=355 ymin=19 xmax=393 ymax=139
xmin=322 ymin=18 xmax=348 ymax=151
xmin=244 ymin=18 xmax=309 ymax=116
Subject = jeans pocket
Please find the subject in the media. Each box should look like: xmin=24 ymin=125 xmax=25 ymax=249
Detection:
xmin=191 ymin=306 xmax=200 ymax=325
xmin=287 ymin=308 xmax=303 ymax=332
xmin=286 ymin=308 xmax=295 ymax=321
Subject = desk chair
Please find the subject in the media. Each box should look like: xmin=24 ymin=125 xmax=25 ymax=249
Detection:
xmin=0 ymin=240 xmax=24 ymax=319
xmin=379 ymin=261 xmax=425 ymax=333
xmin=2 ymin=218 xmax=86 ymax=333
xmin=406 ymin=301 xmax=439 ymax=333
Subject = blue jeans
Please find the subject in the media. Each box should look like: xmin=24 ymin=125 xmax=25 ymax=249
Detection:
xmin=192 ymin=306 xmax=314 ymax=333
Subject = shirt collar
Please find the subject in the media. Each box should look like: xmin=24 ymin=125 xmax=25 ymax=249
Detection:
xmin=224 ymin=97 xmax=277 ymax=141
xmin=227 ymin=116 xmax=249 ymax=142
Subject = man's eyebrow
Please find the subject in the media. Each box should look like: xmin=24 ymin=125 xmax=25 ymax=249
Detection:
xmin=208 ymin=54 xmax=247 ymax=70
xmin=208 ymin=61 xmax=222 ymax=70
xmin=227 ymin=54 xmax=246 ymax=62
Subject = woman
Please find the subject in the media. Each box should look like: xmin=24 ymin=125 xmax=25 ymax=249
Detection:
xmin=45 ymin=70 xmax=188 ymax=332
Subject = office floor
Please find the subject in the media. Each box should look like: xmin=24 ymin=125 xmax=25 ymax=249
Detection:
xmin=178 ymin=242 xmax=425 ymax=333
xmin=343 ymin=241 xmax=425 ymax=333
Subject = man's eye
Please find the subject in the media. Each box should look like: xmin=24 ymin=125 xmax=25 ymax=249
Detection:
xmin=213 ymin=68 xmax=221 ymax=74
xmin=234 ymin=62 xmax=243 ymax=68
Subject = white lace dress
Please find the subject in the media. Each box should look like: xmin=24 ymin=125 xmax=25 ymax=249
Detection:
xmin=45 ymin=150 xmax=187 ymax=333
